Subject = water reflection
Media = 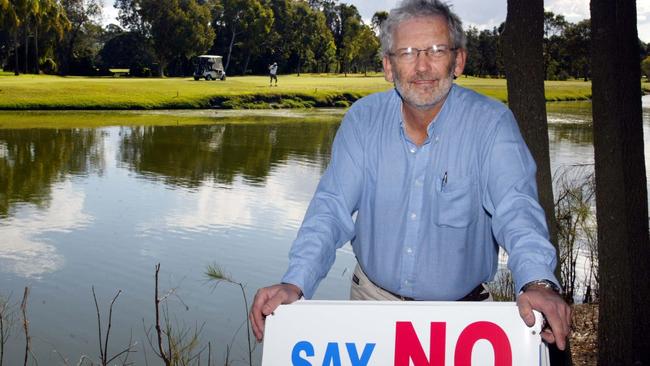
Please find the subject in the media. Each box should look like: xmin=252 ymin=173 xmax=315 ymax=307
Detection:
xmin=0 ymin=129 xmax=104 ymax=218
xmin=117 ymin=123 xmax=337 ymax=188
xmin=0 ymin=181 xmax=89 ymax=278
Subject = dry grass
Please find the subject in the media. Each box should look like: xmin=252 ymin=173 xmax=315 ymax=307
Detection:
xmin=570 ymin=303 xmax=598 ymax=365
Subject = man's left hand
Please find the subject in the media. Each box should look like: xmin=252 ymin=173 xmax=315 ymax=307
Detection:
xmin=516 ymin=285 xmax=572 ymax=350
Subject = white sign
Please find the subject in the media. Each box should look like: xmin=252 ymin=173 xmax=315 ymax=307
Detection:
xmin=262 ymin=301 xmax=549 ymax=366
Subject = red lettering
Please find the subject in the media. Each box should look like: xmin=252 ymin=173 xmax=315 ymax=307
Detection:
xmin=394 ymin=321 xmax=446 ymax=366
xmin=454 ymin=321 xmax=512 ymax=366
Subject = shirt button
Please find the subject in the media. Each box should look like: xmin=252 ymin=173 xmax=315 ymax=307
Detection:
xmin=415 ymin=178 xmax=423 ymax=186
xmin=410 ymin=148 xmax=416 ymax=153
xmin=404 ymin=280 xmax=409 ymax=285
xmin=435 ymin=136 xmax=439 ymax=142
xmin=410 ymin=213 xmax=417 ymax=220
xmin=406 ymin=248 xmax=413 ymax=254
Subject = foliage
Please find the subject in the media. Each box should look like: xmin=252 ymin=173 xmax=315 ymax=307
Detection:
xmin=117 ymin=0 xmax=216 ymax=77
xmin=57 ymin=0 xmax=102 ymax=75
xmin=97 ymin=31 xmax=155 ymax=71
xmin=554 ymin=165 xmax=597 ymax=303
xmin=642 ymin=56 xmax=650 ymax=79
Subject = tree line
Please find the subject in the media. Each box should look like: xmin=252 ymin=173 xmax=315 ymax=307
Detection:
xmin=2 ymin=0 xmax=649 ymax=78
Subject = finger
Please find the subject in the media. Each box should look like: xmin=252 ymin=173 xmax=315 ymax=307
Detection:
xmin=262 ymin=291 xmax=286 ymax=316
xmin=517 ymin=296 xmax=536 ymax=327
xmin=545 ymin=306 xmax=571 ymax=351
xmin=250 ymin=290 xmax=271 ymax=341
xmin=249 ymin=311 xmax=263 ymax=342
xmin=541 ymin=330 xmax=556 ymax=346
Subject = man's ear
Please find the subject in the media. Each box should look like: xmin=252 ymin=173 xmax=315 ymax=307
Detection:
xmin=383 ymin=55 xmax=394 ymax=83
xmin=453 ymin=48 xmax=467 ymax=77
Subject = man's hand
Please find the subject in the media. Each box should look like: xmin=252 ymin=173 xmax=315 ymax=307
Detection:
xmin=516 ymin=285 xmax=572 ymax=350
xmin=249 ymin=283 xmax=302 ymax=342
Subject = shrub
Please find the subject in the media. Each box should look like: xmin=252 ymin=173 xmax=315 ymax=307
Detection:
xmin=40 ymin=58 xmax=57 ymax=74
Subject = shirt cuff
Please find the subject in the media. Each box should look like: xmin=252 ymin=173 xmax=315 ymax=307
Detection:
xmin=281 ymin=264 xmax=320 ymax=299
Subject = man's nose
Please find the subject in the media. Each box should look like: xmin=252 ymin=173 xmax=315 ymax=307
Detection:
xmin=414 ymin=52 xmax=431 ymax=72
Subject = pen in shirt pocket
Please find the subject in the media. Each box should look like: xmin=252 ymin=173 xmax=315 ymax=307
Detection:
xmin=441 ymin=171 xmax=448 ymax=191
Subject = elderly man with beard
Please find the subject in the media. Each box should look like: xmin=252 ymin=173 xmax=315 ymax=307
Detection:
xmin=250 ymin=0 xmax=571 ymax=351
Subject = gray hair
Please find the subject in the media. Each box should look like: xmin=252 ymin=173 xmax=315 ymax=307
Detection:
xmin=380 ymin=0 xmax=466 ymax=56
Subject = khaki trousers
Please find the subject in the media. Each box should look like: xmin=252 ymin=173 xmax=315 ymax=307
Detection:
xmin=349 ymin=263 xmax=493 ymax=301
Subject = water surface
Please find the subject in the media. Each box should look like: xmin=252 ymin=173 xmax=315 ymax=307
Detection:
xmin=1 ymin=99 xmax=649 ymax=365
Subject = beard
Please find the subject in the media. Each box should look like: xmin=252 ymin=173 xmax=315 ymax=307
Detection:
xmin=393 ymin=62 xmax=455 ymax=111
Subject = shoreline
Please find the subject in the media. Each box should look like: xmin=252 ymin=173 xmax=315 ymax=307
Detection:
xmin=0 ymin=74 xmax=613 ymax=111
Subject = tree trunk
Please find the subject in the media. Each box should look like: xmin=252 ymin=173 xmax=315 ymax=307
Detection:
xmin=24 ymin=23 xmax=29 ymax=74
xmin=502 ymin=2 xmax=572 ymax=364
xmin=158 ymin=60 xmax=166 ymax=77
xmin=243 ymin=51 xmax=251 ymax=75
xmin=225 ymin=25 xmax=237 ymax=73
xmin=14 ymin=32 xmax=19 ymax=75
xmin=590 ymin=0 xmax=650 ymax=364
xmin=34 ymin=25 xmax=39 ymax=74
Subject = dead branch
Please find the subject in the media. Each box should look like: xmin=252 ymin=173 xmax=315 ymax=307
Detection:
xmin=20 ymin=287 xmax=30 ymax=366
xmin=154 ymin=264 xmax=171 ymax=366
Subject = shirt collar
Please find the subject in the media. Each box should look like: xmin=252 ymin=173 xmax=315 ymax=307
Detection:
xmin=395 ymin=84 xmax=457 ymax=142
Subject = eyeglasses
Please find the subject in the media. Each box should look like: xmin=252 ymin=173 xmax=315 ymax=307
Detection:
xmin=389 ymin=45 xmax=458 ymax=63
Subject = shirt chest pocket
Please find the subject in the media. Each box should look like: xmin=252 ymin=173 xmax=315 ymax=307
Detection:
xmin=434 ymin=175 xmax=478 ymax=228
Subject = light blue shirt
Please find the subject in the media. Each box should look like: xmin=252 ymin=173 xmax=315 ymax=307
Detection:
xmin=282 ymin=85 xmax=559 ymax=300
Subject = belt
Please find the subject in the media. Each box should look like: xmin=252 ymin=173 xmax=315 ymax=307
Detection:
xmin=354 ymin=273 xmax=489 ymax=301
xmin=391 ymin=283 xmax=488 ymax=301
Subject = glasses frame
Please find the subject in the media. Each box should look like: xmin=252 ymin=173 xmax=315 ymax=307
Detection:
xmin=388 ymin=44 xmax=459 ymax=63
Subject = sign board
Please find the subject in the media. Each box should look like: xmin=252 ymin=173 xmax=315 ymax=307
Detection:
xmin=262 ymin=301 xmax=549 ymax=366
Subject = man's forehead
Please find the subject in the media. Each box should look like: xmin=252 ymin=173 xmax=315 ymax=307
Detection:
xmin=393 ymin=15 xmax=450 ymax=42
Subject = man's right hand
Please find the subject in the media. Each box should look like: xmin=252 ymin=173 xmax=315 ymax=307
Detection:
xmin=249 ymin=283 xmax=302 ymax=342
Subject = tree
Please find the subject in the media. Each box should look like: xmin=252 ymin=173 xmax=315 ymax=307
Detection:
xmin=30 ymin=0 xmax=70 ymax=73
xmin=97 ymin=31 xmax=155 ymax=71
xmin=371 ymin=10 xmax=388 ymax=32
xmin=216 ymin=0 xmax=269 ymax=74
xmin=642 ymin=56 xmax=650 ymax=79
xmin=309 ymin=11 xmax=336 ymax=73
xmin=463 ymin=26 xmax=480 ymax=76
xmin=590 ymin=0 xmax=650 ymax=364
xmin=476 ymin=27 xmax=502 ymax=77
xmin=0 ymin=0 xmax=22 ymax=74
xmin=353 ymin=24 xmax=379 ymax=75
xmin=237 ymin=0 xmax=273 ymax=75
xmin=334 ymin=3 xmax=362 ymax=75
xmin=58 ymin=0 xmax=103 ymax=75
xmin=564 ymin=20 xmax=591 ymax=80
xmin=544 ymin=11 xmax=568 ymax=38
xmin=117 ymin=0 xmax=216 ymax=76
xmin=502 ymin=3 xmax=572 ymax=364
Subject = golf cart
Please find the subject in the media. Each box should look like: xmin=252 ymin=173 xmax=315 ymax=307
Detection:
xmin=193 ymin=55 xmax=226 ymax=81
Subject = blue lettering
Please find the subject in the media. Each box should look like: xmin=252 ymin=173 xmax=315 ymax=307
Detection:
xmin=322 ymin=342 xmax=342 ymax=366
xmin=346 ymin=343 xmax=376 ymax=366
xmin=292 ymin=341 xmax=314 ymax=366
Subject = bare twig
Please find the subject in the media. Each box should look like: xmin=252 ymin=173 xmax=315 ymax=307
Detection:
xmin=0 ymin=294 xmax=12 ymax=366
xmin=154 ymin=264 xmax=171 ymax=366
xmin=104 ymin=289 xmax=122 ymax=364
xmin=92 ymin=287 xmax=104 ymax=363
xmin=20 ymin=287 xmax=30 ymax=366
xmin=92 ymin=286 xmax=134 ymax=366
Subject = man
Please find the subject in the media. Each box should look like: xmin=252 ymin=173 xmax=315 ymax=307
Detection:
xmin=269 ymin=62 xmax=278 ymax=86
xmin=250 ymin=0 xmax=571 ymax=351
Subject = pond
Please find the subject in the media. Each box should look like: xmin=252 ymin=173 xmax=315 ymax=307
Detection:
xmin=1 ymin=98 xmax=649 ymax=365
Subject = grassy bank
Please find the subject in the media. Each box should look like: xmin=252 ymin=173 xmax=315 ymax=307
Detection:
xmin=0 ymin=72 xmax=597 ymax=110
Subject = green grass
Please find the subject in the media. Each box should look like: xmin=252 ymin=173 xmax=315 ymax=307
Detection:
xmin=0 ymin=109 xmax=347 ymax=129
xmin=0 ymin=73 xmax=599 ymax=110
